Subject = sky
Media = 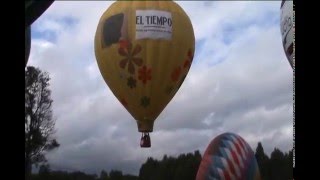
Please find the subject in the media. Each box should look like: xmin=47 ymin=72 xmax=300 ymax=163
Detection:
xmin=28 ymin=1 xmax=293 ymax=176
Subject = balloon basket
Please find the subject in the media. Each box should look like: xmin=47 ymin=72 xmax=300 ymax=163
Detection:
xmin=140 ymin=132 xmax=151 ymax=148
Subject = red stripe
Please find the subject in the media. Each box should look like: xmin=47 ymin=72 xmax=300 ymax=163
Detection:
xmin=233 ymin=139 xmax=246 ymax=172
xmin=238 ymin=137 xmax=248 ymax=156
xmin=234 ymin=140 xmax=244 ymax=159
xmin=231 ymin=148 xmax=240 ymax=167
xmin=223 ymin=169 xmax=231 ymax=180
xmin=196 ymin=153 xmax=212 ymax=180
xmin=226 ymin=157 xmax=237 ymax=177
xmin=234 ymin=141 xmax=248 ymax=170
xmin=237 ymin=137 xmax=246 ymax=152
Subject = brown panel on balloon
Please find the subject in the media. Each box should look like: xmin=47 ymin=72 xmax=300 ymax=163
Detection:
xmin=101 ymin=13 xmax=125 ymax=48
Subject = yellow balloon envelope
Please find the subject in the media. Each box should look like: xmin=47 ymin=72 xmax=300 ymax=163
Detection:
xmin=94 ymin=0 xmax=195 ymax=145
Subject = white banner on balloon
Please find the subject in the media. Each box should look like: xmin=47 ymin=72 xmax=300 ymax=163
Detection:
xmin=135 ymin=10 xmax=172 ymax=40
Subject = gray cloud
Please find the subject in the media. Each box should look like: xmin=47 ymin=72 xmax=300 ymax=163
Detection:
xmin=28 ymin=1 xmax=292 ymax=176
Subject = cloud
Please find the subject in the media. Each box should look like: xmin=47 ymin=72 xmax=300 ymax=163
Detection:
xmin=28 ymin=1 xmax=293 ymax=176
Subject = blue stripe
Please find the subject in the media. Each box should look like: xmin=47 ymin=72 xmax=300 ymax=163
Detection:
xmin=219 ymin=147 xmax=229 ymax=160
xmin=245 ymin=157 xmax=259 ymax=180
xmin=206 ymin=155 xmax=225 ymax=179
xmin=222 ymin=139 xmax=232 ymax=150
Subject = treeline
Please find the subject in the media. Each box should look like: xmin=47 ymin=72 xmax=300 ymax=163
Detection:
xmin=255 ymin=142 xmax=293 ymax=180
xmin=139 ymin=150 xmax=202 ymax=180
xmin=31 ymin=168 xmax=138 ymax=180
xmin=30 ymin=142 xmax=292 ymax=180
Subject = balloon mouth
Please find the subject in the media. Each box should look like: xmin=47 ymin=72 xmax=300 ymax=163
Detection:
xmin=140 ymin=132 xmax=151 ymax=148
xmin=136 ymin=119 xmax=154 ymax=132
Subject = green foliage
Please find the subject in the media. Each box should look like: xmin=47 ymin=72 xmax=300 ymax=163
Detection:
xmin=139 ymin=151 xmax=202 ymax=180
xmin=25 ymin=66 xmax=60 ymax=180
xmin=30 ymin=144 xmax=292 ymax=180
xmin=255 ymin=142 xmax=293 ymax=180
xmin=100 ymin=170 xmax=109 ymax=180
xmin=255 ymin=142 xmax=270 ymax=179
xmin=109 ymin=170 xmax=123 ymax=180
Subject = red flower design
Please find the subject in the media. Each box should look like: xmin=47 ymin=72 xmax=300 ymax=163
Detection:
xmin=120 ymin=98 xmax=128 ymax=107
xmin=184 ymin=60 xmax=191 ymax=68
xmin=188 ymin=49 xmax=194 ymax=59
xmin=118 ymin=42 xmax=143 ymax=74
xmin=119 ymin=40 xmax=129 ymax=49
xmin=138 ymin=66 xmax=152 ymax=84
xmin=171 ymin=67 xmax=181 ymax=82
xmin=184 ymin=49 xmax=194 ymax=68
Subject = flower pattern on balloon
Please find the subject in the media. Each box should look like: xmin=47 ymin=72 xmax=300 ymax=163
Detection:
xmin=119 ymin=39 xmax=130 ymax=49
xmin=171 ymin=67 xmax=181 ymax=82
xmin=120 ymin=98 xmax=128 ymax=107
xmin=138 ymin=66 xmax=152 ymax=85
xmin=184 ymin=49 xmax=193 ymax=68
xmin=118 ymin=42 xmax=143 ymax=74
xmin=127 ymin=76 xmax=136 ymax=89
xmin=141 ymin=96 xmax=150 ymax=108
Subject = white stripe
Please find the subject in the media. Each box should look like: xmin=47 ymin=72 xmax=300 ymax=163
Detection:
xmin=239 ymin=137 xmax=249 ymax=155
xmin=227 ymin=140 xmax=245 ymax=170
xmin=217 ymin=168 xmax=225 ymax=180
xmin=223 ymin=147 xmax=241 ymax=178
xmin=230 ymin=136 xmax=247 ymax=161
xmin=221 ymin=157 xmax=236 ymax=180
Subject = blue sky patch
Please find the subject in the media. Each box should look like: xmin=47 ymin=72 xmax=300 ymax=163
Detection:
xmin=31 ymin=30 xmax=57 ymax=43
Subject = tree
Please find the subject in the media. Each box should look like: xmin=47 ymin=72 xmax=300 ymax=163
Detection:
xmin=109 ymin=170 xmax=123 ymax=180
xmin=100 ymin=170 xmax=109 ymax=180
xmin=269 ymin=148 xmax=286 ymax=180
xmin=25 ymin=66 xmax=60 ymax=180
xmin=283 ymin=149 xmax=293 ymax=180
xmin=38 ymin=164 xmax=51 ymax=180
xmin=139 ymin=157 xmax=160 ymax=180
xmin=255 ymin=142 xmax=270 ymax=180
xmin=138 ymin=151 xmax=202 ymax=180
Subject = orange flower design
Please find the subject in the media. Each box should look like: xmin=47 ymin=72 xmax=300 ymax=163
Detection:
xmin=138 ymin=66 xmax=152 ymax=85
xmin=171 ymin=67 xmax=181 ymax=82
xmin=118 ymin=42 xmax=143 ymax=74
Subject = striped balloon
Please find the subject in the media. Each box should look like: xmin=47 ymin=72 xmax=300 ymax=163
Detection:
xmin=196 ymin=132 xmax=261 ymax=180
xmin=280 ymin=0 xmax=294 ymax=69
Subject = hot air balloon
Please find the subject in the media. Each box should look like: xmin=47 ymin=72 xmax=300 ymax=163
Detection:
xmin=196 ymin=132 xmax=261 ymax=180
xmin=280 ymin=0 xmax=294 ymax=69
xmin=94 ymin=1 xmax=195 ymax=147
xmin=25 ymin=26 xmax=31 ymax=67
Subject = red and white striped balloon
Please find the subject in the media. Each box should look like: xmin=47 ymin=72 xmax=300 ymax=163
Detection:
xmin=196 ymin=132 xmax=261 ymax=180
